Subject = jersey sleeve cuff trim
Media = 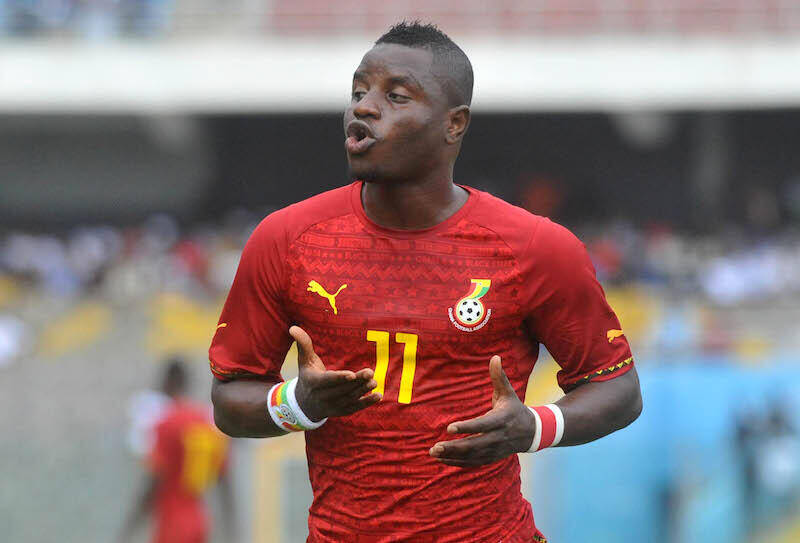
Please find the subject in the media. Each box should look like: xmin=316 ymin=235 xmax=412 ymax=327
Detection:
xmin=209 ymin=360 xmax=266 ymax=381
xmin=563 ymin=357 xmax=634 ymax=392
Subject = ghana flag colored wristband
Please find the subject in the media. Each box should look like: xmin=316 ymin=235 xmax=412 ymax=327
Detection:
xmin=526 ymin=404 xmax=565 ymax=452
xmin=267 ymin=378 xmax=327 ymax=432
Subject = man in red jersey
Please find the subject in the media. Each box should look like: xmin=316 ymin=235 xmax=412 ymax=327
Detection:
xmin=121 ymin=359 xmax=234 ymax=543
xmin=210 ymin=21 xmax=642 ymax=542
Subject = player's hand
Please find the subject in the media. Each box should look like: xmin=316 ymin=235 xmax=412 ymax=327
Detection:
xmin=289 ymin=325 xmax=382 ymax=422
xmin=429 ymin=356 xmax=536 ymax=467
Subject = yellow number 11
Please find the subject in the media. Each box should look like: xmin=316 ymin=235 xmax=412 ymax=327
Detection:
xmin=366 ymin=330 xmax=418 ymax=404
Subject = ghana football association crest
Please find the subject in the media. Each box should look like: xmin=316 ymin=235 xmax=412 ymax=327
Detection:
xmin=276 ymin=405 xmax=298 ymax=426
xmin=448 ymin=279 xmax=492 ymax=332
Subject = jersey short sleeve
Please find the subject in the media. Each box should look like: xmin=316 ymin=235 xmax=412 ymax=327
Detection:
xmin=524 ymin=219 xmax=633 ymax=392
xmin=209 ymin=210 xmax=293 ymax=382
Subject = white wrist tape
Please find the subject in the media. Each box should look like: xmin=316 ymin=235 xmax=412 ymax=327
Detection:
xmin=526 ymin=404 xmax=565 ymax=452
xmin=267 ymin=377 xmax=327 ymax=432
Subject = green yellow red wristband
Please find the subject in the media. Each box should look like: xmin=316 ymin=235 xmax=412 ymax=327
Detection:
xmin=267 ymin=378 xmax=327 ymax=432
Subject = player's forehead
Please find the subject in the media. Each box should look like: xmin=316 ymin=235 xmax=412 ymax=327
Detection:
xmin=353 ymin=44 xmax=436 ymax=89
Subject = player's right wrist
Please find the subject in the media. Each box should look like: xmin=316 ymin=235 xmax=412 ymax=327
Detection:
xmin=267 ymin=378 xmax=328 ymax=432
xmin=293 ymin=379 xmax=327 ymax=422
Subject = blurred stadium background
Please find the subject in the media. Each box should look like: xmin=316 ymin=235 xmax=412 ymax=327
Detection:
xmin=2 ymin=1 xmax=800 ymax=542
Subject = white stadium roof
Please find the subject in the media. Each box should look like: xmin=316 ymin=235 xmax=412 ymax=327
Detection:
xmin=3 ymin=36 xmax=800 ymax=113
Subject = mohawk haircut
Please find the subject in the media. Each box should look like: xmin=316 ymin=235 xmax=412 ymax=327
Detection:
xmin=376 ymin=21 xmax=473 ymax=107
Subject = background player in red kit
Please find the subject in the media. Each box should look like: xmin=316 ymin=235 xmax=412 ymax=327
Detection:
xmin=210 ymin=21 xmax=642 ymax=543
xmin=121 ymin=359 xmax=234 ymax=543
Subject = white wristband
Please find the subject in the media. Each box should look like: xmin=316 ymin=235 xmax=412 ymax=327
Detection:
xmin=267 ymin=377 xmax=327 ymax=432
xmin=526 ymin=404 xmax=565 ymax=452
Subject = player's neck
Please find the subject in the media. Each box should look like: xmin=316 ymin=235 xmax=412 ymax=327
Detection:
xmin=361 ymin=175 xmax=468 ymax=231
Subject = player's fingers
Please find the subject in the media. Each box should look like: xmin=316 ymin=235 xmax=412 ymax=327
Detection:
xmin=325 ymin=378 xmax=377 ymax=402
xmin=317 ymin=368 xmax=373 ymax=391
xmin=343 ymin=379 xmax=378 ymax=402
xmin=446 ymin=409 xmax=507 ymax=435
xmin=304 ymin=369 xmax=357 ymax=389
xmin=429 ymin=432 xmax=500 ymax=460
xmin=315 ymin=377 xmax=376 ymax=401
xmin=489 ymin=356 xmax=514 ymax=398
xmin=435 ymin=457 xmax=492 ymax=467
xmin=354 ymin=368 xmax=375 ymax=381
xmin=336 ymin=392 xmax=382 ymax=416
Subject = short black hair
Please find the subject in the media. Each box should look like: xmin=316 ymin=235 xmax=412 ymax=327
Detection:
xmin=376 ymin=21 xmax=473 ymax=107
xmin=162 ymin=356 xmax=188 ymax=394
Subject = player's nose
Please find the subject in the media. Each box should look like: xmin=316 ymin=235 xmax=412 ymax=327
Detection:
xmin=353 ymin=90 xmax=381 ymax=120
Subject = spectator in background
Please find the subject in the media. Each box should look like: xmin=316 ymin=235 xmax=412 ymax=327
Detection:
xmin=735 ymin=400 xmax=800 ymax=537
xmin=756 ymin=404 xmax=800 ymax=519
xmin=0 ymin=0 xmax=173 ymax=39
xmin=120 ymin=358 xmax=235 ymax=543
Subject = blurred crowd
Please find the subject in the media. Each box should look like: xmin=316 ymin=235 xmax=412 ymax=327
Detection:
xmin=3 ymin=213 xmax=800 ymax=307
xmin=580 ymin=222 xmax=800 ymax=306
xmin=1 ymin=211 xmax=799 ymax=369
xmin=0 ymin=0 xmax=173 ymax=39
xmin=0 ymin=211 xmax=259 ymax=302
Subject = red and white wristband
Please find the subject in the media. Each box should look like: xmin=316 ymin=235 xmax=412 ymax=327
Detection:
xmin=267 ymin=378 xmax=327 ymax=432
xmin=526 ymin=404 xmax=565 ymax=452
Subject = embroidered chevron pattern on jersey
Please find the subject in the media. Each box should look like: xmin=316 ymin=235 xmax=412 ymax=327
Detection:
xmin=286 ymin=227 xmax=524 ymax=342
xmin=563 ymin=357 xmax=634 ymax=392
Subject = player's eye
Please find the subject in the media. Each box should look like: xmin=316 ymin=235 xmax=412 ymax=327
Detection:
xmin=388 ymin=92 xmax=410 ymax=103
xmin=352 ymin=90 xmax=366 ymax=101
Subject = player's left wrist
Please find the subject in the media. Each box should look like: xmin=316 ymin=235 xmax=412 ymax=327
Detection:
xmin=525 ymin=404 xmax=565 ymax=452
xmin=521 ymin=405 xmax=537 ymax=452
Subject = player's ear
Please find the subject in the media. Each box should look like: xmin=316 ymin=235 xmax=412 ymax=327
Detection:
xmin=445 ymin=105 xmax=470 ymax=144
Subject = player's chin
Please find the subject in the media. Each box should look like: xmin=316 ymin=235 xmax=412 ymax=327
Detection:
xmin=347 ymin=160 xmax=381 ymax=183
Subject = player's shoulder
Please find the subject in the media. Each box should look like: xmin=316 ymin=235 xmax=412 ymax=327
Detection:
xmin=281 ymin=182 xmax=354 ymax=222
xmin=466 ymin=187 xmax=543 ymax=248
xmin=467 ymin=186 xmax=585 ymax=258
xmin=249 ymin=183 xmax=355 ymax=248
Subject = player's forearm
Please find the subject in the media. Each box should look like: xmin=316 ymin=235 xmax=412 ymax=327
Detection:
xmin=555 ymin=366 xmax=642 ymax=447
xmin=211 ymin=378 xmax=286 ymax=438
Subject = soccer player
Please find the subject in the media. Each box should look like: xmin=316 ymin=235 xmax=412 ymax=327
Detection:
xmin=121 ymin=359 xmax=234 ymax=543
xmin=210 ymin=21 xmax=642 ymax=543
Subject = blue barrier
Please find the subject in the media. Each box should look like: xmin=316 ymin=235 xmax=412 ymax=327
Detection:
xmin=526 ymin=361 xmax=800 ymax=543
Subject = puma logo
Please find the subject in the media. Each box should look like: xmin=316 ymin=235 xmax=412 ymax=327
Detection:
xmin=307 ymin=280 xmax=347 ymax=315
xmin=607 ymin=329 xmax=624 ymax=343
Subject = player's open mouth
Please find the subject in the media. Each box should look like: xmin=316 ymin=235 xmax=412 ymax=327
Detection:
xmin=345 ymin=120 xmax=377 ymax=155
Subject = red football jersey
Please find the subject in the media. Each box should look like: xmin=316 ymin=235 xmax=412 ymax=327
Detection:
xmin=148 ymin=400 xmax=229 ymax=543
xmin=210 ymin=182 xmax=633 ymax=543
